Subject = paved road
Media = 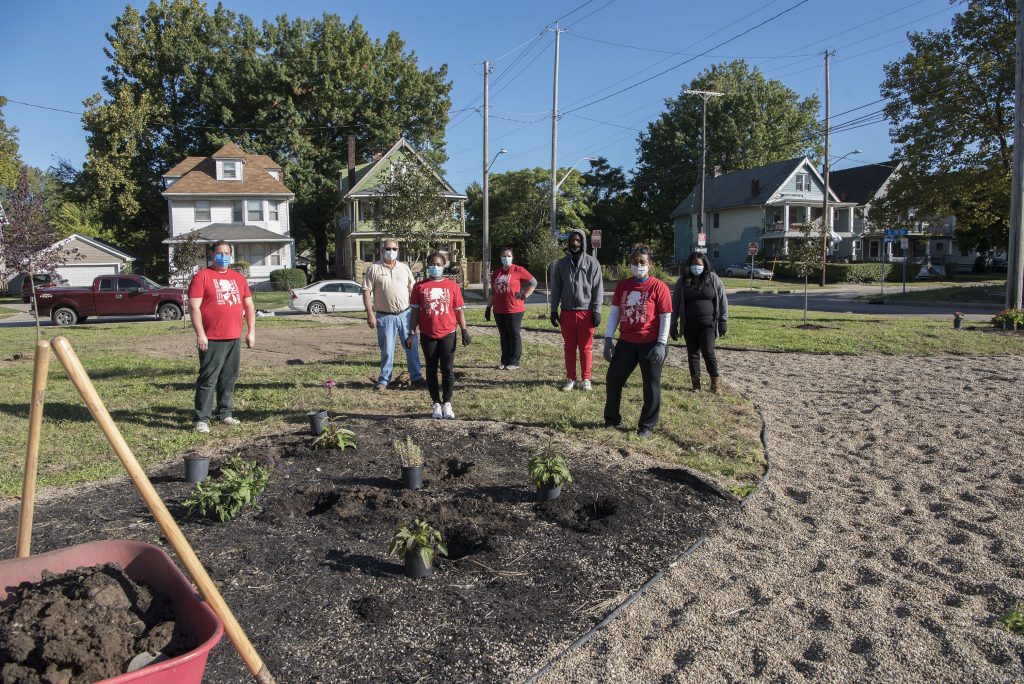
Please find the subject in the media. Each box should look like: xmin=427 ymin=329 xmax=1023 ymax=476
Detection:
xmin=727 ymin=288 xmax=999 ymax=320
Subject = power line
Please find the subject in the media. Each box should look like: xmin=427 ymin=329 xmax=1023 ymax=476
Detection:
xmin=567 ymin=31 xmax=818 ymax=58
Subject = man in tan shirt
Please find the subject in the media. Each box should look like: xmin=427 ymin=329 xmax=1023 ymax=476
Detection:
xmin=362 ymin=238 xmax=424 ymax=390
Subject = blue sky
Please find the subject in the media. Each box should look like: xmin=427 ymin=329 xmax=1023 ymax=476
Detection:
xmin=3 ymin=0 xmax=956 ymax=193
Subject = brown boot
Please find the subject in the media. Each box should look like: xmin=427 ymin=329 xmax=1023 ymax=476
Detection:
xmin=690 ymin=375 xmax=702 ymax=391
xmin=710 ymin=376 xmax=722 ymax=395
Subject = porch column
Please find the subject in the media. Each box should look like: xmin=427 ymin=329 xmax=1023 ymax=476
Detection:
xmin=783 ymin=204 xmax=790 ymax=230
xmin=848 ymin=207 xmax=855 ymax=232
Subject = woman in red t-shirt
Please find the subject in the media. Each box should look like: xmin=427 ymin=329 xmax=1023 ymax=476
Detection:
xmin=406 ymin=253 xmax=472 ymax=420
xmin=485 ymin=245 xmax=537 ymax=370
xmin=602 ymin=244 xmax=672 ymax=438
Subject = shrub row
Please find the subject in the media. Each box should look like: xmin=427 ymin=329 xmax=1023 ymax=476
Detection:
xmin=768 ymin=262 xmax=903 ymax=284
xmin=269 ymin=268 xmax=308 ymax=291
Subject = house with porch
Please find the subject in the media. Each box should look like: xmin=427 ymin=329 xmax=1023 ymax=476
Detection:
xmin=161 ymin=142 xmax=295 ymax=288
xmin=671 ymin=157 xmax=855 ymax=268
xmin=334 ymin=138 xmax=468 ymax=282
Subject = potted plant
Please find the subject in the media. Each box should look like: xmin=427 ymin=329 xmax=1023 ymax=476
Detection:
xmin=308 ymin=379 xmax=336 ymax=435
xmin=183 ymin=450 xmax=211 ymax=484
xmin=991 ymin=308 xmax=1024 ymax=331
xmin=953 ymin=311 xmax=964 ymax=330
xmin=183 ymin=456 xmax=271 ymax=522
xmin=388 ymin=519 xmax=447 ymax=578
xmin=310 ymin=423 xmax=357 ymax=451
xmin=528 ymin=450 xmax=573 ymax=502
xmin=395 ymin=436 xmax=425 ymax=490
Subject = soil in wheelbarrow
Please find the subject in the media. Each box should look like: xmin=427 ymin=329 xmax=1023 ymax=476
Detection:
xmin=0 ymin=418 xmax=738 ymax=683
xmin=0 ymin=564 xmax=194 ymax=684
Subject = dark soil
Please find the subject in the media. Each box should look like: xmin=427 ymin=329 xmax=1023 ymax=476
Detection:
xmin=0 ymin=418 xmax=734 ymax=683
xmin=0 ymin=564 xmax=193 ymax=684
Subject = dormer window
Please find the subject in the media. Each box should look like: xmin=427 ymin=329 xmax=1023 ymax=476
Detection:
xmin=223 ymin=161 xmax=237 ymax=179
xmin=218 ymin=160 xmax=243 ymax=181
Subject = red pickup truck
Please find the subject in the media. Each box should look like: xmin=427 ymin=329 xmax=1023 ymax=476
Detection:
xmin=35 ymin=275 xmax=186 ymax=326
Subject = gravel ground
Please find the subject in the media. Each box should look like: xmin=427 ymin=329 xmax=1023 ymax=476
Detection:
xmin=537 ymin=350 xmax=1024 ymax=683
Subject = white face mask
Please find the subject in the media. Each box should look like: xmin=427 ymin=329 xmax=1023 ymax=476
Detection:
xmin=631 ymin=263 xmax=649 ymax=278
xmin=383 ymin=248 xmax=398 ymax=261
xmin=500 ymin=255 xmax=513 ymax=267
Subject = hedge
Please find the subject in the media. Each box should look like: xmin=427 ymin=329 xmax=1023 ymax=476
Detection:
xmin=269 ymin=268 xmax=307 ymax=291
xmin=768 ymin=262 xmax=902 ymax=284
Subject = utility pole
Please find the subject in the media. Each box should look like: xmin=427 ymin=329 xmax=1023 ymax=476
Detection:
xmin=820 ymin=49 xmax=834 ymax=287
xmin=549 ymin=25 xmax=563 ymax=239
xmin=1008 ymin=0 xmax=1024 ymax=309
xmin=684 ymin=90 xmax=724 ymax=252
xmin=482 ymin=60 xmax=491 ymax=300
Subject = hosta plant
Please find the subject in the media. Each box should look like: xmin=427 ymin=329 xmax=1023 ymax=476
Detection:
xmin=394 ymin=436 xmax=424 ymax=468
xmin=528 ymin=451 xmax=573 ymax=489
xmin=183 ymin=456 xmax=270 ymax=522
xmin=388 ymin=519 xmax=447 ymax=568
xmin=311 ymin=424 xmax=357 ymax=451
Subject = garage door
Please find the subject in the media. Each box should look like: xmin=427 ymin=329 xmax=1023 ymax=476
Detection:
xmin=57 ymin=264 xmax=120 ymax=287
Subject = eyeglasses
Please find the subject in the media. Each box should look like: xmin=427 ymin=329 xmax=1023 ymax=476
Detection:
xmin=631 ymin=247 xmax=650 ymax=256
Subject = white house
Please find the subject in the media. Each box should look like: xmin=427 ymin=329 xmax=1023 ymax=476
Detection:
xmin=161 ymin=142 xmax=296 ymax=289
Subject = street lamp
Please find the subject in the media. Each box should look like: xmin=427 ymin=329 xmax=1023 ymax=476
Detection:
xmin=820 ymin=148 xmax=862 ymax=285
xmin=482 ymin=148 xmax=508 ymax=299
xmin=829 ymin=148 xmax=863 ymax=169
xmin=550 ymin=156 xmax=597 ymax=238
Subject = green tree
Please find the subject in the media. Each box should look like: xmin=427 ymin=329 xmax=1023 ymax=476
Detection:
xmin=633 ymin=60 xmax=821 ymax=239
xmin=787 ymin=222 xmax=822 ymax=327
xmin=581 ymin=157 xmax=647 ymax=264
xmin=374 ymin=157 xmax=460 ymax=265
xmin=0 ymin=97 xmax=22 ymax=192
xmin=877 ymin=0 xmax=1014 ymax=251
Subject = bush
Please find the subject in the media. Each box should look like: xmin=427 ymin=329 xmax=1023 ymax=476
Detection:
xmin=230 ymin=260 xmax=251 ymax=278
xmin=973 ymin=255 xmax=988 ymax=273
xmin=991 ymin=308 xmax=1024 ymax=328
xmin=770 ymin=262 xmax=901 ymax=284
xmin=602 ymin=261 xmax=675 ymax=283
xmin=269 ymin=268 xmax=307 ymax=291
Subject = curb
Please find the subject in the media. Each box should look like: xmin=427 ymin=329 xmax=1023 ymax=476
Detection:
xmin=522 ymin=404 xmax=774 ymax=683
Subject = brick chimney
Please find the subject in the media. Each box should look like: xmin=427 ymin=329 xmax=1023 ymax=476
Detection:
xmin=751 ymin=179 xmax=760 ymax=196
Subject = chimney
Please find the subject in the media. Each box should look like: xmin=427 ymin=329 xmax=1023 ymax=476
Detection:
xmin=751 ymin=179 xmax=760 ymax=196
xmin=347 ymin=135 xmax=356 ymax=193
xmin=713 ymin=165 xmax=723 ymax=177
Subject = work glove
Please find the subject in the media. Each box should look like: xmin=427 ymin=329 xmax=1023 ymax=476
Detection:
xmin=550 ymin=310 xmax=560 ymax=328
xmin=603 ymin=338 xmax=616 ymax=363
xmin=461 ymin=328 xmax=472 ymax=346
xmin=591 ymin=310 xmax=601 ymax=329
xmin=484 ymin=305 xmax=491 ymax=322
xmin=718 ymin=320 xmax=728 ymax=338
xmin=514 ymin=291 xmax=526 ymax=300
xmin=649 ymin=342 xmax=667 ymax=367
xmin=670 ymin=319 xmax=679 ymax=341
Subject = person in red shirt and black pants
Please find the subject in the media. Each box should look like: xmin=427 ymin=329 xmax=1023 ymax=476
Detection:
xmin=406 ymin=253 xmax=472 ymax=420
xmin=188 ymin=240 xmax=256 ymax=434
xmin=485 ymin=245 xmax=537 ymax=370
xmin=602 ymin=244 xmax=672 ymax=438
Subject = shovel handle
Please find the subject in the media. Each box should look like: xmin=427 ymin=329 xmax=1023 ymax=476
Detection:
xmin=16 ymin=340 xmax=51 ymax=558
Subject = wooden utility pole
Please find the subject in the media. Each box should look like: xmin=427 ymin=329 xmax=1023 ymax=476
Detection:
xmin=683 ymin=90 xmax=724 ymax=252
xmin=820 ymin=49 xmax=834 ymax=287
xmin=1009 ymin=0 xmax=1024 ymax=309
xmin=549 ymin=25 xmax=563 ymax=239
xmin=482 ymin=60 xmax=491 ymax=299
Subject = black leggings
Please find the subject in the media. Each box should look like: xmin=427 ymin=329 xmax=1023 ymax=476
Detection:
xmin=604 ymin=339 xmax=663 ymax=432
xmin=494 ymin=311 xmax=524 ymax=366
xmin=683 ymin=322 xmax=718 ymax=377
xmin=420 ymin=331 xmax=457 ymax=403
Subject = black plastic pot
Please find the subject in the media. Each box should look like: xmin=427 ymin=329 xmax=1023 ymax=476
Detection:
xmin=404 ymin=551 xmax=433 ymax=578
xmin=308 ymin=409 xmax=329 ymax=435
xmin=184 ymin=457 xmax=210 ymax=484
xmin=953 ymin=317 xmax=963 ymax=330
xmin=401 ymin=466 xmax=423 ymax=491
xmin=537 ymin=482 xmax=561 ymax=502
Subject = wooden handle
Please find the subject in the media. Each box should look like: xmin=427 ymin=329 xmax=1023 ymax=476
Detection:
xmin=50 ymin=336 xmax=275 ymax=684
xmin=16 ymin=340 xmax=51 ymax=558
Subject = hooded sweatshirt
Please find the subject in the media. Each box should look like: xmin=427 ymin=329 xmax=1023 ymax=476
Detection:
xmin=550 ymin=229 xmax=604 ymax=312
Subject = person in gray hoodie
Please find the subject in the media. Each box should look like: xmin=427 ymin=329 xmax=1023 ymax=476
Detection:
xmin=550 ymin=229 xmax=604 ymax=391
xmin=670 ymin=251 xmax=729 ymax=394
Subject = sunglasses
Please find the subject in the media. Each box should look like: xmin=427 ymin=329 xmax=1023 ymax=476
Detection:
xmin=631 ymin=247 xmax=651 ymax=256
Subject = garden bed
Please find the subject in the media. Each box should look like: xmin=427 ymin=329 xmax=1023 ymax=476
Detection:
xmin=0 ymin=417 xmax=737 ymax=683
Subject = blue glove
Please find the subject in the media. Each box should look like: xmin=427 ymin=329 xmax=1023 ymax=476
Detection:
xmin=603 ymin=338 xmax=615 ymax=362
xmin=649 ymin=342 xmax=667 ymax=367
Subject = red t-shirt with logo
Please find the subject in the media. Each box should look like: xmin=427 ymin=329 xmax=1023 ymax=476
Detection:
xmin=491 ymin=264 xmax=534 ymax=314
xmin=188 ymin=267 xmax=251 ymax=340
xmin=612 ymin=277 xmax=672 ymax=344
xmin=411 ymin=278 xmax=465 ymax=339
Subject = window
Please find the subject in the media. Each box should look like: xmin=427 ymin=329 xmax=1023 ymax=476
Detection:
xmin=195 ymin=200 xmax=211 ymax=222
xmin=268 ymin=201 xmax=279 ymax=221
xmin=712 ymin=243 xmax=720 ymax=260
xmin=247 ymin=200 xmax=263 ymax=221
xmin=795 ymin=173 xmax=810 ymax=192
xmin=359 ymin=201 xmax=376 ymax=221
xmin=853 ymin=240 xmax=861 ymax=250
xmin=359 ymin=241 xmax=376 ymax=263
xmin=713 ymin=213 xmax=720 ymax=229
xmin=222 ymin=161 xmax=237 ymax=179
xmin=268 ymin=248 xmax=281 ymax=266
xmin=98 ymin=278 xmax=115 ymax=292
xmin=117 ymin=277 xmax=141 ymax=291
xmin=233 ymin=201 xmax=244 ymax=223
xmin=341 ymin=283 xmax=362 ymax=294
xmin=320 ymin=283 xmax=342 ymax=293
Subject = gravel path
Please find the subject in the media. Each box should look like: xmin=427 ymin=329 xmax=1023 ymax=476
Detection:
xmin=539 ymin=350 xmax=1024 ymax=683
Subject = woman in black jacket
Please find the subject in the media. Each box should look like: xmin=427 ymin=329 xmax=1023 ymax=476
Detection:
xmin=670 ymin=252 xmax=729 ymax=394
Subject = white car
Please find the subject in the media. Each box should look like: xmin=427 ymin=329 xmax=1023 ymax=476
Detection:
xmin=288 ymin=280 xmax=364 ymax=315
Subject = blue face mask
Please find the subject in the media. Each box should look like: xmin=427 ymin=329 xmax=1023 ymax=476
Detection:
xmin=427 ymin=265 xmax=444 ymax=279
xmin=501 ymin=255 xmax=513 ymax=268
xmin=689 ymin=264 xmax=704 ymax=277
xmin=214 ymin=253 xmax=231 ymax=268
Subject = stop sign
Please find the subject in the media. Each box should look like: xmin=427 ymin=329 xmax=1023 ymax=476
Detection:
xmin=748 ymin=242 xmax=758 ymax=256
xmin=697 ymin=232 xmax=707 ymax=247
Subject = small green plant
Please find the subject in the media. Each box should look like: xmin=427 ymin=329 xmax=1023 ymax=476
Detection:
xmin=311 ymin=424 xmax=357 ymax=451
xmin=991 ymin=308 xmax=1024 ymax=328
xmin=528 ymin=450 xmax=573 ymax=489
xmin=183 ymin=456 xmax=270 ymax=522
xmin=999 ymin=606 xmax=1024 ymax=635
xmin=394 ymin=436 xmax=424 ymax=468
xmin=388 ymin=519 xmax=447 ymax=567
xmin=728 ymin=483 xmax=757 ymax=498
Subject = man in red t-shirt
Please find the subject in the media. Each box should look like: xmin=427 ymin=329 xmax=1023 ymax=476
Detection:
xmin=187 ymin=240 xmax=255 ymax=433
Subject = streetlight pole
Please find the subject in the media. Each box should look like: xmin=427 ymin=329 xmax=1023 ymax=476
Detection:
xmin=684 ymin=90 xmax=724 ymax=252
xmin=482 ymin=146 xmax=507 ymax=299
xmin=819 ymin=50 xmax=835 ymax=287
xmin=552 ymin=156 xmax=597 ymax=196
xmin=1008 ymin=0 xmax=1024 ymax=309
xmin=549 ymin=25 xmax=563 ymax=239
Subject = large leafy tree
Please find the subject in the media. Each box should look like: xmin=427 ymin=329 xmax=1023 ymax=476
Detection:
xmin=581 ymin=157 xmax=648 ymax=264
xmin=633 ymin=60 xmax=821 ymax=239
xmin=0 ymin=97 xmax=22 ymax=192
xmin=77 ymin=0 xmax=452 ymax=278
xmin=374 ymin=156 xmax=461 ymax=265
xmin=877 ymin=0 xmax=1013 ymax=251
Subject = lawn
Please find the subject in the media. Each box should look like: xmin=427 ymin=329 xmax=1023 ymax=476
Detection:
xmin=863 ymin=283 xmax=1005 ymax=305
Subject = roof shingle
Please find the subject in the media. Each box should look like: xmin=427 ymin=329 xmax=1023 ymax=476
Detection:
xmin=162 ymin=145 xmax=293 ymax=196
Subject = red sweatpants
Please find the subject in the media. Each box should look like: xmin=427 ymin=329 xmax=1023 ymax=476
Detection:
xmin=560 ymin=309 xmax=595 ymax=381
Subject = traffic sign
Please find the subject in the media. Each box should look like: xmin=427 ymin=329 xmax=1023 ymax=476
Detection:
xmin=900 ymin=237 xmax=909 ymax=250
xmin=884 ymin=228 xmax=909 ymax=238
xmin=747 ymin=242 xmax=759 ymax=256
xmin=591 ymin=229 xmax=602 ymax=249
xmin=697 ymin=232 xmax=707 ymax=247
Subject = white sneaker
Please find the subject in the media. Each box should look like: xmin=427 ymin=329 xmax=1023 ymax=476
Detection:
xmin=497 ymin=364 xmax=506 ymax=370
xmin=431 ymin=403 xmax=443 ymax=419
xmin=193 ymin=421 xmax=210 ymax=434
xmin=220 ymin=416 xmax=241 ymax=426
xmin=442 ymin=402 xmax=455 ymax=419
xmin=505 ymin=365 xmax=519 ymax=371
xmin=560 ymin=380 xmax=575 ymax=392
xmin=581 ymin=380 xmax=592 ymax=392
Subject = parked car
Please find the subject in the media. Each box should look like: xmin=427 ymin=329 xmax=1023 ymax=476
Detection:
xmin=723 ymin=263 xmax=774 ymax=279
xmin=288 ymin=280 xmax=364 ymax=315
xmin=21 ymin=273 xmax=69 ymax=302
xmin=34 ymin=275 xmax=185 ymax=326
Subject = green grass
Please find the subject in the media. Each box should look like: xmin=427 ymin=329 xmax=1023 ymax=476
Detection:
xmin=251 ymin=290 xmax=292 ymax=310
xmin=0 ymin=318 xmax=765 ymax=498
xmin=864 ymin=284 xmax=1005 ymax=305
